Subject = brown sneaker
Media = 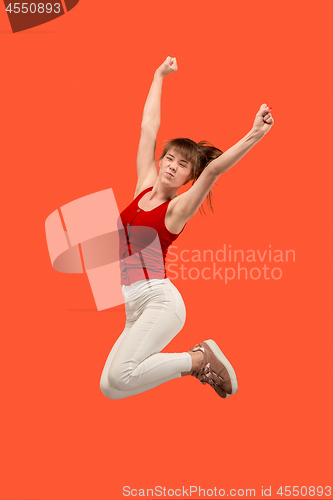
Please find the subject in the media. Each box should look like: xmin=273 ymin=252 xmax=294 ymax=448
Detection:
xmin=189 ymin=340 xmax=238 ymax=398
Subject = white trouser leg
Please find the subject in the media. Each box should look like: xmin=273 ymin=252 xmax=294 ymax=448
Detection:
xmin=99 ymin=279 xmax=191 ymax=400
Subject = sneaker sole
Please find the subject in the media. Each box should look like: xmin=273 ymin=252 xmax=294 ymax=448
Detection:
xmin=204 ymin=339 xmax=238 ymax=397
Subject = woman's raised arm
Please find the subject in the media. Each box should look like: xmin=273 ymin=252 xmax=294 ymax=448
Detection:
xmin=170 ymin=104 xmax=274 ymax=222
xmin=208 ymin=103 xmax=274 ymax=176
xmin=135 ymin=57 xmax=178 ymax=197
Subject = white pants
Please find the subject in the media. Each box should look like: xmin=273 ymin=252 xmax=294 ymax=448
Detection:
xmin=100 ymin=278 xmax=192 ymax=400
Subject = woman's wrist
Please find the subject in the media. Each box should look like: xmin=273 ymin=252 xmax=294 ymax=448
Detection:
xmin=248 ymin=127 xmax=265 ymax=142
xmin=154 ymin=69 xmax=165 ymax=80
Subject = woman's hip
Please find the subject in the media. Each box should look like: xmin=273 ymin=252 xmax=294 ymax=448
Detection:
xmin=124 ymin=278 xmax=186 ymax=327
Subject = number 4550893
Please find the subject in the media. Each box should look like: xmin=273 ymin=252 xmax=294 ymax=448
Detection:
xmin=277 ymin=486 xmax=331 ymax=497
xmin=6 ymin=3 xmax=61 ymax=14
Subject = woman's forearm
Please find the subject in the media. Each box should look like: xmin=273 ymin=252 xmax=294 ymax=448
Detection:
xmin=208 ymin=103 xmax=274 ymax=176
xmin=209 ymin=129 xmax=263 ymax=176
xmin=141 ymin=71 xmax=164 ymax=130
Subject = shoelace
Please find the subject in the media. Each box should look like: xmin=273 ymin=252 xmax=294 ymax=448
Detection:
xmin=196 ymin=362 xmax=226 ymax=389
xmin=190 ymin=344 xmax=229 ymax=389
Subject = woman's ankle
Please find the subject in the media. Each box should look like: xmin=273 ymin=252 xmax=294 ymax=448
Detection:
xmin=181 ymin=350 xmax=204 ymax=376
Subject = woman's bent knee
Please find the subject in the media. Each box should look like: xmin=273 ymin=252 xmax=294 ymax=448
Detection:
xmin=100 ymin=375 xmax=114 ymax=398
xmin=100 ymin=375 xmax=126 ymax=400
xmin=107 ymin=363 xmax=133 ymax=392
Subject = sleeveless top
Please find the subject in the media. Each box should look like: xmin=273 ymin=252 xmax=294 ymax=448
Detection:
xmin=118 ymin=186 xmax=186 ymax=285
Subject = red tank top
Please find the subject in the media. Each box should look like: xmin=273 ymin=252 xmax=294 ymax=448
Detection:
xmin=118 ymin=187 xmax=186 ymax=285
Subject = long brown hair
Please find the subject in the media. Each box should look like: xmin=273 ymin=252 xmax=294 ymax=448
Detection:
xmin=158 ymin=138 xmax=223 ymax=214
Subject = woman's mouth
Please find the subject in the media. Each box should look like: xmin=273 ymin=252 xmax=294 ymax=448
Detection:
xmin=166 ymin=172 xmax=174 ymax=177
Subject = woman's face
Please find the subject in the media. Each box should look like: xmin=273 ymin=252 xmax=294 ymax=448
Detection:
xmin=159 ymin=148 xmax=192 ymax=187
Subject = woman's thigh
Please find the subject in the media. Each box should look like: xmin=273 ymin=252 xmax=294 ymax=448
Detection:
xmin=115 ymin=279 xmax=186 ymax=362
xmin=100 ymin=279 xmax=186 ymax=391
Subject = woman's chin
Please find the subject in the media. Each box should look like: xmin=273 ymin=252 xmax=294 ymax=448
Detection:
xmin=161 ymin=176 xmax=173 ymax=184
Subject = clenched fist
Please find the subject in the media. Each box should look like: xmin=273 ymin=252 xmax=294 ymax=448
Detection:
xmin=252 ymin=103 xmax=274 ymax=138
xmin=155 ymin=56 xmax=178 ymax=78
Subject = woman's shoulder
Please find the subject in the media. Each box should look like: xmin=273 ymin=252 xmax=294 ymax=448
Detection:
xmin=166 ymin=192 xmax=186 ymax=212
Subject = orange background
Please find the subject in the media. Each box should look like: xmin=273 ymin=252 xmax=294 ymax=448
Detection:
xmin=1 ymin=1 xmax=332 ymax=499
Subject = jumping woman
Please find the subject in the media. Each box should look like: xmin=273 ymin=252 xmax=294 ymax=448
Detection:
xmin=100 ymin=56 xmax=274 ymax=400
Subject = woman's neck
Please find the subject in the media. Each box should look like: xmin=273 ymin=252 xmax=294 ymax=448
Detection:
xmin=148 ymin=179 xmax=178 ymax=202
